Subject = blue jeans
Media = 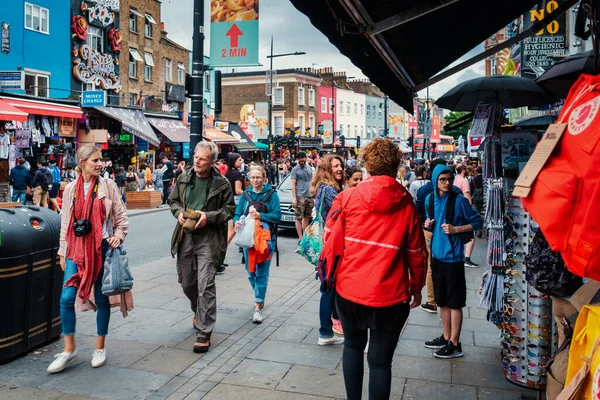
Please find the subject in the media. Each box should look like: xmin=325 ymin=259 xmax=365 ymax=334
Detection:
xmin=12 ymin=189 xmax=27 ymax=205
xmin=60 ymin=241 xmax=110 ymax=336
xmin=243 ymin=249 xmax=271 ymax=304
xmin=319 ymin=289 xmax=339 ymax=338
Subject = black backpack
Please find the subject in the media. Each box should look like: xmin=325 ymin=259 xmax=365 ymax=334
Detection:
xmin=427 ymin=191 xmax=474 ymax=244
xmin=525 ymin=230 xmax=583 ymax=298
xmin=40 ymin=168 xmax=53 ymax=191
xmin=243 ymin=189 xmax=276 ymax=214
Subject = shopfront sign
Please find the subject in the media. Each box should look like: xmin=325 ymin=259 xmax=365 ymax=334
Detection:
xmin=73 ymin=44 xmax=121 ymax=91
xmin=252 ymin=102 xmax=269 ymax=140
xmin=82 ymin=90 xmax=106 ymax=107
xmin=521 ymin=0 xmax=567 ymax=79
xmin=1 ymin=22 xmax=9 ymax=54
xmin=322 ymin=120 xmax=333 ymax=145
xmin=183 ymin=142 xmax=190 ymax=159
xmin=209 ymin=0 xmax=259 ymax=66
xmin=118 ymin=133 xmax=132 ymax=142
xmin=388 ymin=114 xmax=404 ymax=139
xmin=0 ymin=71 xmax=23 ymax=90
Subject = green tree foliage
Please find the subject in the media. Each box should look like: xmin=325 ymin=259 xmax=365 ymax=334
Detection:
xmin=443 ymin=112 xmax=470 ymax=140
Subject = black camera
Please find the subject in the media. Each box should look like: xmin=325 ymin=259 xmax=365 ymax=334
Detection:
xmin=72 ymin=219 xmax=92 ymax=237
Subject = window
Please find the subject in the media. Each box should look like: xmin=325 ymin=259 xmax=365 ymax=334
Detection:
xmin=204 ymin=71 xmax=211 ymax=90
xmin=25 ymin=3 xmax=49 ymax=34
xmin=339 ymin=101 xmax=343 ymax=115
xmin=354 ymin=125 xmax=357 ymax=137
xmin=129 ymin=93 xmax=138 ymax=107
xmin=165 ymin=59 xmax=172 ymax=82
xmin=144 ymin=52 xmax=154 ymax=81
xmin=145 ymin=14 xmax=156 ymax=38
xmin=298 ymin=87 xmax=305 ymax=105
xmin=309 ymin=115 xmax=315 ymax=134
xmin=360 ymin=104 xmax=364 ymax=116
xmin=347 ymin=125 xmax=351 ymax=136
xmin=24 ymin=71 xmax=49 ymax=97
xmin=360 ymin=126 xmax=363 ymax=137
xmin=308 ymin=89 xmax=315 ymax=107
xmin=339 ymin=125 xmax=343 ymax=134
xmin=321 ymin=97 xmax=327 ymax=113
xmin=346 ymin=102 xmax=350 ymax=114
xmin=274 ymin=115 xmax=284 ymax=136
xmin=329 ymin=98 xmax=333 ymax=114
xmin=86 ymin=26 xmax=104 ymax=53
xmin=178 ymin=63 xmax=185 ymax=84
xmin=273 ymin=87 xmax=284 ymax=105
xmin=129 ymin=53 xmax=137 ymax=78
xmin=129 ymin=9 xmax=141 ymax=32
xmin=379 ymin=104 xmax=383 ymax=118
xmin=354 ymin=103 xmax=357 ymax=115
xmin=366 ymin=105 xmax=370 ymax=118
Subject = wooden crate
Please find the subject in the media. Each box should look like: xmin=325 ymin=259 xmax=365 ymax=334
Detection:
xmin=0 ymin=202 xmax=22 ymax=209
xmin=125 ymin=191 xmax=162 ymax=210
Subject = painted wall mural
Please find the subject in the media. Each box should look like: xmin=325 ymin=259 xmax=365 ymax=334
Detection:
xmin=73 ymin=44 xmax=121 ymax=91
xmin=86 ymin=0 xmax=120 ymax=27
xmin=108 ymin=28 xmax=121 ymax=52
xmin=71 ymin=15 xmax=88 ymax=41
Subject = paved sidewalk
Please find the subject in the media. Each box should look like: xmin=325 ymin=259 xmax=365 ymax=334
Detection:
xmin=0 ymin=236 xmax=538 ymax=399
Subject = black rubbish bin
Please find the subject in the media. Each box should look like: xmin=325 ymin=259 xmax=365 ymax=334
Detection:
xmin=0 ymin=206 xmax=63 ymax=364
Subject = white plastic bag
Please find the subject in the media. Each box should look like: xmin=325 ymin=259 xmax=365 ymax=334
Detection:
xmin=234 ymin=214 xmax=255 ymax=248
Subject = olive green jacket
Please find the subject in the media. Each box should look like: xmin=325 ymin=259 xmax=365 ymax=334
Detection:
xmin=169 ymin=167 xmax=235 ymax=262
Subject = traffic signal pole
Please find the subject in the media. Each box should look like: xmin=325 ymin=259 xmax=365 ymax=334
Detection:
xmin=189 ymin=0 xmax=205 ymax=164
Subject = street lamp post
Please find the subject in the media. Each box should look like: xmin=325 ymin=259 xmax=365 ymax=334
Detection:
xmin=384 ymin=95 xmax=389 ymax=137
xmin=266 ymin=36 xmax=305 ymax=160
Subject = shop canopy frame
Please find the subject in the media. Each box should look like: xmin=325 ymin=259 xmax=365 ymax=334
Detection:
xmin=0 ymin=95 xmax=82 ymax=119
xmin=204 ymin=127 xmax=240 ymax=145
xmin=93 ymin=106 xmax=160 ymax=146
xmin=146 ymin=113 xmax=190 ymax=143
xmin=0 ymin=99 xmax=29 ymax=122
xmin=288 ymin=0 xmax=578 ymax=112
xmin=228 ymin=123 xmax=258 ymax=151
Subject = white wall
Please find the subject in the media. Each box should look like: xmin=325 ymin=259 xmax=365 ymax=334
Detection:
xmin=336 ymin=88 xmax=366 ymax=138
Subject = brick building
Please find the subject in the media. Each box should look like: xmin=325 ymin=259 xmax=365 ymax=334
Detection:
xmin=119 ymin=0 xmax=189 ymax=112
xmin=219 ymin=69 xmax=321 ymax=137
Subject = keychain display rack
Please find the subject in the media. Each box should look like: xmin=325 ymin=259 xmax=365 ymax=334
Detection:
xmin=484 ymin=179 xmax=555 ymax=392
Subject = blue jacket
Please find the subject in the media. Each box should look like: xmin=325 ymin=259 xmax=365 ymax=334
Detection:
xmin=49 ymin=165 xmax=61 ymax=183
xmin=234 ymin=184 xmax=282 ymax=237
xmin=9 ymin=165 xmax=31 ymax=190
xmin=425 ymin=165 xmax=483 ymax=263
xmin=416 ymin=180 xmax=462 ymax=226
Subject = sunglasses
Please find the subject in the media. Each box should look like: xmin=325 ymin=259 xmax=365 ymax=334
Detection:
xmin=528 ymin=322 xmax=551 ymax=333
xmin=501 ymin=342 xmax=520 ymax=354
xmin=528 ymin=332 xmax=551 ymax=340
xmin=527 ymin=351 xmax=549 ymax=360
xmin=503 ymin=363 xmax=518 ymax=372
xmin=439 ymin=177 xmax=454 ymax=183
xmin=529 ymin=294 xmax=549 ymax=299
xmin=529 ymin=312 xmax=551 ymax=319
xmin=527 ymin=343 xmax=551 ymax=351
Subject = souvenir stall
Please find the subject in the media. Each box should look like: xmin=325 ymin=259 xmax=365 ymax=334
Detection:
xmin=436 ymin=75 xmax=560 ymax=396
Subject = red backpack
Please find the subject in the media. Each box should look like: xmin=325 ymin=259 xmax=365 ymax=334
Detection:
xmin=521 ymin=74 xmax=600 ymax=281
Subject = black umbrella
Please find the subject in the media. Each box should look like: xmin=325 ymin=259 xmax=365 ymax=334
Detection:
xmin=436 ymin=75 xmax=559 ymax=112
xmin=514 ymin=114 xmax=557 ymax=127
xmin=535 ymin=51 xmax=599 ymax=98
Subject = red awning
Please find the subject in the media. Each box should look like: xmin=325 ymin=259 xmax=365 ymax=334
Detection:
xmin=0 ymin=96 xmax=82 ymax=119
xmin=0 ymin=99 xmax=29 ymax=122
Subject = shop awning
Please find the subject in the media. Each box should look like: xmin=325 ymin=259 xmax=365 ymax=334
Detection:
xmin=129 ymin=48 xmax=143 ymax=62
xmin=130 ymin=9 xmax=143 ymax=17
xmin=147 ymin=117 xmax=190 ymax=143
xmin=288 ymin=0 xmax=551 ymax=111
xmin=0 ymin=96 xmax=82 ymax=119
xmin=144 ymin=52 xmax=155 ymax=67
xmin=204 ymin=128 xmax=240 ymax=144
xmin=254 ymin=141 xmax=269 ymax=150
xmin=93 ymin=106 xmax=160 ymax=146
xmin=0 ymin=99 xmax=29 ymax=122
xmin=228 ymin=124 xmax=257 ymax=151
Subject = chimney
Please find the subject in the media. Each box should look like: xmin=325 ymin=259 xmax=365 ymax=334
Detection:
xmin=160 ymin=22 xmax=165 ymax=31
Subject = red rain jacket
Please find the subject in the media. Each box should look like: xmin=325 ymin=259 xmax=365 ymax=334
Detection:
xmin=324 ymin=176 xmax=427 ymax=307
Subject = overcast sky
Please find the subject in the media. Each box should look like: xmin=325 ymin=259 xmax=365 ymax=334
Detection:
xmin=160 ymin=0 xmax=485 ymax=101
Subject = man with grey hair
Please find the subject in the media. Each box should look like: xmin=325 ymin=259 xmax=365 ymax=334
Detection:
xmin=169 ymin=141 xmax=236 ymax=353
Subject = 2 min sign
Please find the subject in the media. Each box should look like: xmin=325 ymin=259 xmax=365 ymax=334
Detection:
xmin=209 ymin=1 xmax=259 ymax=67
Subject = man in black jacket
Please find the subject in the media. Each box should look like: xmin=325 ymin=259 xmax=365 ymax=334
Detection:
xmin=9 ymin=158 xmax=31 ymax=205
xmin=32 ymin=160 xmax=51 ymax=208
xmin=161 ymin=154 xmax=174 ymax=205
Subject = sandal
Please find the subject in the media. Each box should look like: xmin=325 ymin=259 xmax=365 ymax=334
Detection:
xmin=193 ymin=337 xmax=210 ymax=354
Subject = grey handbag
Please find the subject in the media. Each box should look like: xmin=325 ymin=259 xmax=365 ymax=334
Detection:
xmin=102 ymin=246 xmax=134 ymax=296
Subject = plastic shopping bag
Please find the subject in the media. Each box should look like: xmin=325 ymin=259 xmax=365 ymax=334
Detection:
xmin=234 ymin=215 xmax=255 ymax=248
xmin=296 ymin=205 xmax=324 ymax=266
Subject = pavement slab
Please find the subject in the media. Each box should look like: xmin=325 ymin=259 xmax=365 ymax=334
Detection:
xmin=39 ymin=364 xmax=172 ymax=399
xmin=0 ymin=384 xmax=64 ymax=400
xmin=249 ymin=340 xmax=342 ymax=369
xmin=222 ymin=359 xmax=291 ymax=389
xmin=452 ymin=360 xmax=519 ymax=391
xmin=202 ymin=383 xmax=334 ymax=399
xmin=130 ymin=346 xmax=202 ymax=375
xmin=401 ymin=378 xmax=477 ymax=400
xmin=391 ymin=355 xmax=452 ymax=383
xmin=269 ymin=324 xmax=313 ymax=343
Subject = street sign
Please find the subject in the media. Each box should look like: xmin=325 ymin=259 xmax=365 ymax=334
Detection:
xmin=82 ymin=90 xmax=106 ymax=107
xmin=0 ymin=71 xmax=23 ymax=90
xmin=210 ymin=1 xmax=259 ymax=67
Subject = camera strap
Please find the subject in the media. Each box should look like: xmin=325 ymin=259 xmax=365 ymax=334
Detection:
xmin=73 ymin=179 xmax=99 ymax=220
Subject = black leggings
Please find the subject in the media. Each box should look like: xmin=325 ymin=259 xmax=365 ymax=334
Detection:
xmin=337 ymin=299 xmax=409 ymax=400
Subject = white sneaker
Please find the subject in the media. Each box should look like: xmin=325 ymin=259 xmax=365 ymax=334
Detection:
xmin=47 ymin=350 xmax=79 ymax=374
xmin=318 ymin=335 xmax=344 ymax=346
xmin=91 ymin=348 xmax=107 ymax=368
xmin=253 ymin=309 xmax=263 ymax=324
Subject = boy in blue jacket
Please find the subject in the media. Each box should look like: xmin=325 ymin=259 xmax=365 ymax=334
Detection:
xmin=423 ymin=164 xmax=483 ymax=359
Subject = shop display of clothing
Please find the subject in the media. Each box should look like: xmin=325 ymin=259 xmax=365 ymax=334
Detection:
xmin=0 ymin=133 xmax=10 ymax=159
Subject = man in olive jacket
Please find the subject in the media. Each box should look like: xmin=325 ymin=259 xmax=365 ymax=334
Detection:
xmin=169 ymin=141 xmax=236 ymax=353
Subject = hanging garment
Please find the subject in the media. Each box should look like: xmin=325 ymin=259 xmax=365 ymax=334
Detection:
xmin=521 ymin=74 xmax=600 ymax=281
xmin=0 ymin=133 xmax=9 ymax=159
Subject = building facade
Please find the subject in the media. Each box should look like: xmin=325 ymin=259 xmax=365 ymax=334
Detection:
xmin=365 ymin=95 xmax=384 ymax=139
xmin=219 ymin=69 xmax=321 ymax=137
xmin=1 ymin=0 xmax=71 ymax=98
xmin=335 ymin=88 xmax=365 ymax=139
xmin=69 ymin=0 xmax=121 ymax=104
xmin=119 ymin=0 xmax=189 ymax=111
